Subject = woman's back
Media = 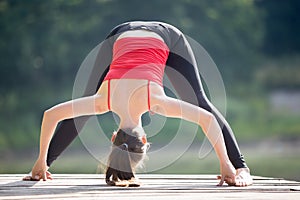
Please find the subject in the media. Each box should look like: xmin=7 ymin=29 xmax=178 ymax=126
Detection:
xmin=98 ymin=30 xmax=169 ymax=127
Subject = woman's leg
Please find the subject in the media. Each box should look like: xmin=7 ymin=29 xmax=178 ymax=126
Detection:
xmin=165 ymin=33 xmax=252 ymax=186
xmin=46 ymin=39 xmax=112 ymax=166
xmin=165 ymin=34 xmax=247 ymax=169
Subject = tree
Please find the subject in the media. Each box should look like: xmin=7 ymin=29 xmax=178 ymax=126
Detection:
xmin=255 ymin=0 xmax=300 ymax=56
xmin=0 ymin=0 xmax=264 ymax=151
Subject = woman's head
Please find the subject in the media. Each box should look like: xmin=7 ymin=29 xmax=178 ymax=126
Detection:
xmin=105 ymin=127 xmax=149 ymax=186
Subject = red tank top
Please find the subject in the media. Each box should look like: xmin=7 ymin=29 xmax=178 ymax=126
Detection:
xmin=104 ymin=37 xmax=169 ymax=86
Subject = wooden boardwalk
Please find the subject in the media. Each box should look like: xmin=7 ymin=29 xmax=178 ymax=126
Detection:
xmin=0 ymin=174 xmax=300 ymax=200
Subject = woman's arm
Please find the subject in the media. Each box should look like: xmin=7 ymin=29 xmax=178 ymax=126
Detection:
xmin=32 ymin=95 xmax=108 ymax=180
xmin=150 ymin=94 xmax=236 ymax=185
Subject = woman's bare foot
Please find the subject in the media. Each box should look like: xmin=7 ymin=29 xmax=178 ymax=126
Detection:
xmin=235 ymin=167 xmax=253 ymax=187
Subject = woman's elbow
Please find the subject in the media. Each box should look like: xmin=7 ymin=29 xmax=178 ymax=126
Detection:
xmin=43 ymin=108 xmax=56 ymax=123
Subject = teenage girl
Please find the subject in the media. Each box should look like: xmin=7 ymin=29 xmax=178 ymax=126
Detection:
xmin=24 ymin=21 xmax=252 ymax=186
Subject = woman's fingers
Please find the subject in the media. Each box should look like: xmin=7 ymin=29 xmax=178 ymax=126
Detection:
xmin=217 ymin=175 xmax=236 ymax=186
xmin=217 ymin=175 xmax=225 ymax=186
xmin=41 ymin=172 xmax=47 ymax=181
xmin=22 ymin=175 xmax=36 ymax=181
xmin=46 ymin=171 xmax=53 ymax=180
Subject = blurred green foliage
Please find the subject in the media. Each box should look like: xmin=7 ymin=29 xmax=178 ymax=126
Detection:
xmin=0 ymin=0 xmax=300 ymax=162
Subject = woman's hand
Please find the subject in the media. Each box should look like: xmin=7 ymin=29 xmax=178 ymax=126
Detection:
xmin=217 ymin=161 xmax=236 ymax=186
xmin=32 ymin=158 xmax=49 ymax=181
xmin=23 ymin=170 xmax=52 ymax=181
xmin=23 ymin=158 xmax=52 ymax=181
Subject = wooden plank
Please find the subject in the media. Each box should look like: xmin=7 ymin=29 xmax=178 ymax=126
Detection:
xmin=0 ymin=174 xmax=299 ymax=200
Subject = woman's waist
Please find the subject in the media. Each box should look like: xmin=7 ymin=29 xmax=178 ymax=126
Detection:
xmin=117 ymin=30 xmax=164 ymax=41
xmin=98 ymin=79 xmax=164 ymax=97
xmin=104 ymin=68 xmax=163 ymax=86
xmin=105 ymin=79 xmax=164 ymax=104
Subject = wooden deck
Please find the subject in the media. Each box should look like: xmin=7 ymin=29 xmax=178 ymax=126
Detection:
xmin=0 ymin=174 xmax=300 ymax=200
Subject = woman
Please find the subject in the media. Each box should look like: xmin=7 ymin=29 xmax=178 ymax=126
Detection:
xmin=25 ymin=21 xmax=252 ymax=186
